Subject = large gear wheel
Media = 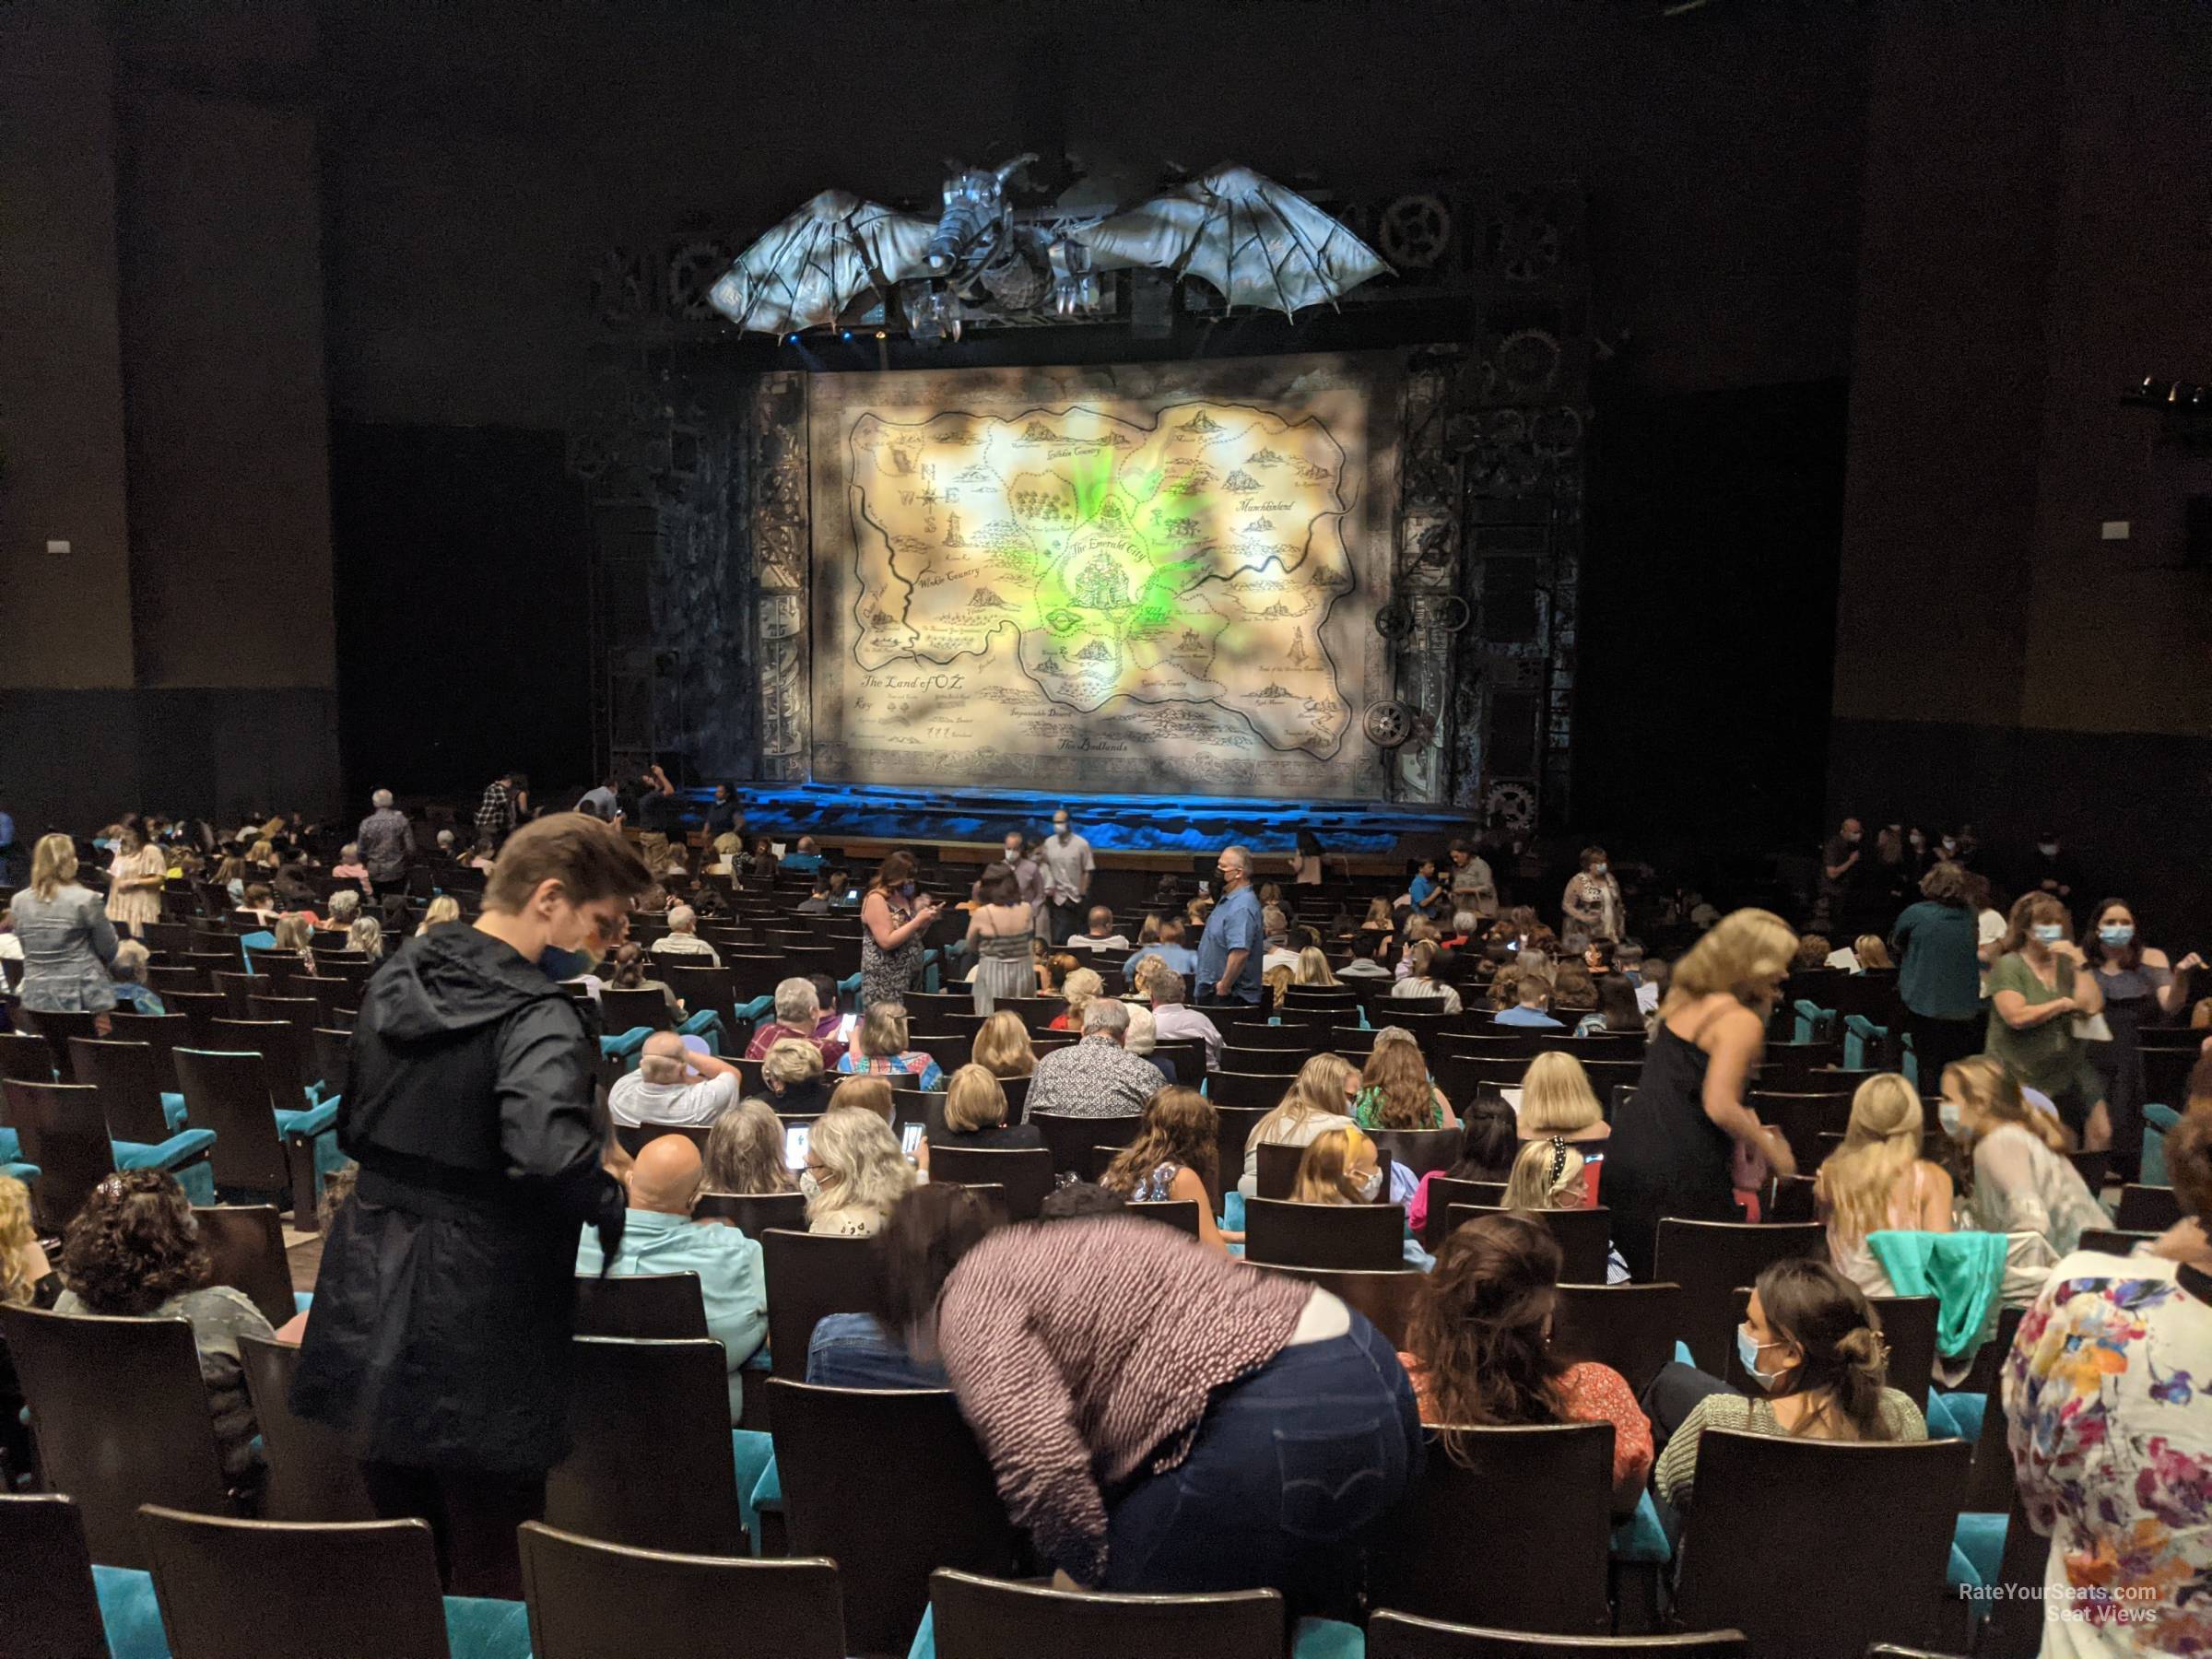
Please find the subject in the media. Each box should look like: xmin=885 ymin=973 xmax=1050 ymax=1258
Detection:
xmin=1378 ymin=194 xmax=1452 ymax=270
xmin=1486 ymin=781 xmax=1537 ymax=830
xmin=1374 ymin=600 xmax=1415 ymax=642
xmin=1364 ymin=700 xmax=1418 ymax=748
xmin=667 ymin=240 xmax=731 ymax=322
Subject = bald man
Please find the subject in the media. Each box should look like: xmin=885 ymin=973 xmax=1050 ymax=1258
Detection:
xmin=575 ymin=1134 xmax=767 ymax=1423
xmin=607 ymin=1030 xmax=743 ymax=1128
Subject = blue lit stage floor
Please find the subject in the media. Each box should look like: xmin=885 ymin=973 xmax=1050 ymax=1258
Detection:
xmin=718 ymin=782 xmax=1472 ymax=859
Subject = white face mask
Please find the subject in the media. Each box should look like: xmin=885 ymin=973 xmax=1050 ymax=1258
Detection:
xmin=1352 ymin=1165 xmax=1383 ymax=1203
xmin=1938 ymin=1099 xmax=1965 ymax=1138
xmin=798 ymin=1171 xmax=824 ymax=1203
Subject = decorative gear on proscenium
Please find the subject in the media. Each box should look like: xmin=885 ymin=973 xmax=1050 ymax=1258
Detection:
xmin=1529 ymin=406 xmax=1584 ymax=460
xmin=1377 ymin=193 xmax=1453 ymax=270
xmin=1364 ymin=700 xmax=1418 ymax=748
xmin=1490 ymin=191 xmax=1563 ymax=283
xmin=1374 ymin=599 xmax=1415 ymax=641
xmin=667 ymin=240 xmax=733 ymax=322
xmin=1493 ymin=329 xmax=1561 ymax=397
xmin=1486 ymin=781 xmax=1538 ymax=830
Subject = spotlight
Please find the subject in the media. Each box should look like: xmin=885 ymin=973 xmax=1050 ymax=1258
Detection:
xmin=841 ymin=330 xmax=853 ymax=341
xmin=875 ymin=330 xmax=888 ymax=340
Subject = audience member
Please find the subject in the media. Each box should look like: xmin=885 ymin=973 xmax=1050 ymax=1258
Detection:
xmin=57 ymin=1170 xmax=275 ymax=1488
xmin=1141 ymin=964 xmax=1223 ymax=1069
xmin=827 ymin=1074 xmax=894 ymax=1122
xmin=1038 ymin=809 xmax=1096 ymax=945
xmin=650 ymin=904 xmax=721 ymax=967
xmin=1814 ymin=1074 xmax=1953 ymax=1294
xmin=575 ymin=1134 xmax=766 ymax=1421
xmin=795 ymin=870 xmax=835 ymax=914
xmin=1124 ymin=914 xmax=1196 ymax=985
xmin=1987 ymin=892 xmax=2111 ymax=1151
xmin=347 ymin=915 xmax=383 ymax=960
xmin=1493 ymin=972 xmax=1562 ymax=1029
xmin=1605 ymin=909 xmax=1799 ymax=1280
xmin=1399 ymin=1213 xmax=1650 ymax=1511
xmin=746 ymin=976 xmax=841 ymax=1063
xmin=1518 ymin=1051 xmax=1612 ymax=1151
xmin=760 ymin=1038 xmax=834 ymax=1116
xmin=1888 ymin=862 xmax=1985 ymax=1088
xmin=860 ymin=851 xmax=939 ymax=1006
xmin=699 ymin=1099 xmax=796 ymax=1197
xmin=1793 ymin=934 xmax=1832 ymax=973
xmin=801 ymin=1105 xmax=913 ymax=1235
xmin=108 ymin=939 xmax=164 ymax=1014
xmin=1579 ymin=972 xmax=1643 ymax=1035
xmin=1562 ymin=845 xmax=1624 ymax=941
xmin=1025 ymin=997 xmax=1162 ymax=1118
xmin=1047 ymin=965 xmax=1103 ymax=1031
xmin=2081 ymin=897 xmax=2201 ymax=1184
xmin=1260 ymin=905 xmax=1300 ymax=974
xmin=1238 ymin=1053 xmax=1359 ymax=1196
xmin=1339 ymin=928 xmax=1395 ymax=980
xmin=103 ymin=822 xmax=166 ymax=939
xmin=2006 ymin=1099 xmax=2212 ymax=1641
xmin=1195 ymin=842 xmax=1265 ymax=1006
xmin=1292 ymin=946 xmax=1338 ymax=987
xmin=1648 ymin=1257 xmax=1926 ymax=1512
xmin=0 ymin=1173 xmax=56 ymax=1307
xmin=919 ymin=1065 xmax=1043 ymax=1176
xmin=604 ymin=943 xmax=681 ymax=1020
xmin=1939 ymin=1056 xmax=2107 ymax=1262
xmin=8 ymin=833 xmax=121 ymax=1016
xmin=874 ymin=1185 xmax=1419 ymax=1607
xmin=838 ymin=1000 xmax=944 ymax=1089
xmin=413 ymin=894 xmax=462 ymax=935
xmin=474 ymin=769 xmax=527 ymax=848
xmin=1447 ymin=838 xmax=1498 ymax=919
xmin=610 ymin=1030 xmax=741 ymax=1128
xmin=1100 ymin=1086 xmax=1231 ymax=1249
xmin=1391 ymin=939 xmax=1463 ymax=1013
xmin=331 ymin=841 xmax=371 ymax=892
xmin=970 ymin=1009 xmax=1037 ymax=1078
xmin=1350 ymin=1030 xmax=1456 ymax=1131
xmin=324 ymin=888 xmax=362 ymax=933
xmin=1065 ymin=904 xmax=1130 ymax=954
xmin=292 ymin=814 xmax=648 ymax=1599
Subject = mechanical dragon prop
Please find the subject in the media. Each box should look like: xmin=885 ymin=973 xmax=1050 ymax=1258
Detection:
xmin=709 ymin=156 xmax=1390 ymax=342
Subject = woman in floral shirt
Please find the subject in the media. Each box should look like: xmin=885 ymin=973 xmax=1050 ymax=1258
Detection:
xmin=2006 ymin=1085 xmax=2212 ymax=1655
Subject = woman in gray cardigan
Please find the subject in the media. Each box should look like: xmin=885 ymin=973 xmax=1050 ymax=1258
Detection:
xmin=8 ymin=832 xmax=120 ymax=1014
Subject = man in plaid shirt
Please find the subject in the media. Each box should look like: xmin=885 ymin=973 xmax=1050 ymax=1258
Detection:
xmin=476 ymin=771 xmax=528 ymax=848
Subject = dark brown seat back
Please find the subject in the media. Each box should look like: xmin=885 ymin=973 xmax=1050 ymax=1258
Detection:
xmin=1206 ymin=1070 xmax=1293 ymax=1109
xmin=196 ymin=1204 xmax=296 ymax=1326
xmin=518 ymin=1521 xmax=848 ymax=1659
xmin=929 ymin=1568 xmax=1282 ymax=1659
xmin=1418 ymin=1178 xmax=1507 ymax=1250
xmin=1216 ymin=1044 xmax=1307 ymax=1077
xmin=572 ymin=1271 xmax=710 ymax=1339
xmin=206 ymin=1019 xmax=314 ymax=1105
xmin=1363 ymin=1611 xmax=1747 ymax=1658
xmin=768 ymin=1382 xmax=1019 ymax=1656
xmin=161 ymin=988 xmax=229 ymax=1045
xmin=1370 ymin=1423 xmax=1614 ymax=1633
xmin=927 ymin=1145 xmax=1054 ymax=1220
xmin=1242 ymin=1197 xmax=1408 ymax=1272
xmin=72 ymin=1037 xmax=174 ymax=1144
xmin=692 ymin=1190 xmax=807 ymax=1239
xmin=19 ymin=1008 xmax=101 ymax=1081
xmin=613 ymin=1122 xmax=712 ymax=1159
xmin=1244 ymin=1262 xmax=1422 ymax=1347
xmin=2115 ymin=1182 xmax=2183 ymax=1233
xmin=1368 ymin=1126 xmax=1463 ymax=1179
xmin=238 ymin=1335 xmax=377 ymax=1522
xmin=0 ymin=1304 xmax=229 ymax=1568
xmin=600 ymin=987 xmax=676 ymax=1033
xmin=107 ymin=1012 xmax=192 ymax=1091
xmin=1550 ymin=1282 xmax=1687 ymax=1396
xmin=0 ymin=1030 xmax=58 ymax=1082
xmin=1253 ymin=1139 xmax=1310 ymax=1198
xmin=173 ymin=1048 xmax=291 ymax=1194
xmin=1673 ymin=1429 xmax=1972 ymax=1659
xmin=760 ymin=1229 xmax=884 ymax=1382
xmin=1030 ymin=1112 xmax=1140 ymax=1177
xmin=3 ymin=1078 xmax=117 ymax=1232
xmin=1652 ymin=1219 xmax=1825 ymax=1374
xmin=0 ymin=1494 xmax=112 ymax=1659
xmin=545 ymin=1336 xmax=745 ymax=1555
xmin=137 ymin=1503 xmax=452 ymax=1658
xmin=1446 ymin=1204 xmax=1612 ymax=1284
xmin=1125 ymin=1199 xmax=1201 ymax=1237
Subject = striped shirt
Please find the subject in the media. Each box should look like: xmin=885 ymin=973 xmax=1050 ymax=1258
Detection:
xmin=935 ymin=1217 xmax=1311 ymax=1583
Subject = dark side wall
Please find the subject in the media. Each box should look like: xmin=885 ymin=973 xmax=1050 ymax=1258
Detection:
xmin=1830 ymin=4 xmax=2212 ymax=938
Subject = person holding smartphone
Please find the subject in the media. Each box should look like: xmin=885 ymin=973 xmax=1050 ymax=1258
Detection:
xmin=860 ymin=850 xmax=941 ymax=1006
xmin=1986 ymin=892 xmax=2111 ymax=1152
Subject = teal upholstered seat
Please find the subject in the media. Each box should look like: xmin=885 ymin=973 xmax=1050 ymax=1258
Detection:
xmin=112 ymin=1129 xmax=219 ymax=1205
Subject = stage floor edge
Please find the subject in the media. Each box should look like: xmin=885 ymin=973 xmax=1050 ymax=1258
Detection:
xmin=718 ymin=782 xmax=1473 ymax=856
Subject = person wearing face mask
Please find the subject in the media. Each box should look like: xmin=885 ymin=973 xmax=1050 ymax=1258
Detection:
xmin=2080 ymin=898 xmax=2203 ymax=1184
xmin=1561 ymin=845 xmax=1624 ymax=942
xmin=1647 ymin=1256 xmax=1925 ymax=1514
xmin=1903 ymin=825 xmax=1934 ymax=880
xmin=859 ymin=849 xmax=941 ymax=1007
xmin=1194 ymin=841 xmax=1265 ymax=1006
xmin=1038 ymin=809 xmax=1095 ymax=947
xmin=981 ymin=829 xmax=1046 ymax=929
xmin=1604 ymin=910 xmax=1801 ymax=1280
xmin=1888 ymin=861 xmax=1987 ymax=1088
xmin=1985 ymin=892 xmax=2112 ymax=1152
xmin=2022 ymin=831 xmax=2082 ymax=905
xmin=289 ymin=813 xmax=652 ymax=1598
xmin=1818 ymin=817 xmax=1865 ymax=931
xmin=1938 ymin=1057 xmax=2110 ymax=1269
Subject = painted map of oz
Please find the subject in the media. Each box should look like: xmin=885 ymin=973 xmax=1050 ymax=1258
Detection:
xmin=809 ymin=357 xmax=1394 ymax=799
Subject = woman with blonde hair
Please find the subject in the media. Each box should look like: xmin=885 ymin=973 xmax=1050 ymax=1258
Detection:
xmin=1292 ymin=1125 xmax=1385 ymax=1206
xmin=415 ymin=895 xmax=462 ymax=935
xmin=1262 ymin=963 xmax=1295 ymax=1006
xmin=1940 ymin=1056 xmax=2107 ymax=1262
xmin=799 ymin=1105 xmax=914 ymax=1236
xmin=920 ymin=1065 xmax=1043 ymax=1174
xmin=1237 ymin=1053 xmax=1359 ymax=1196
xmin=1518 ymin=1051 xmax=1610 ymax=1149
xmin=1603 ymin=908 xmax=1801 ymax=1279
xmin=104 ymin=821 xmax=166 ymax=939
xmin=761 ymin=1038 xmax=833 ymax=1115
xmin=347 ymin=916 xmax=384 ymax=961
xmin=8 ymin=832 xmax=121 ymax=1016
xmin=699 ymin=1100 xmax=796 ymax=1198
xmin=970 ymin=1009 xmax=1037 ymax=1079
xmin=1390 ymin=939 xmax=1462 ymax=1014
xmin=826 ymin=1073 xmax=893 ymax=1122
xmin=1293 ymin=946 xmax=1338 ymax=988
xmin=1851 ymin=935 xmax=1893 ymax=972
xmin=1351 ymin=1031 xmax=1458 ymax=1131
xmin=837 ymin=1000 xmax=944 ymax=1090
xmin=1814 ymin=1074 xmax=1952 ymax=1293
xmin=1 ymin=1173 xmax=55 ymax=1307
xmin=1049 ymin=965 xmax=1103 ymax=1031
xmin=1101 ymin=1087 xmax=1231 ymax=1250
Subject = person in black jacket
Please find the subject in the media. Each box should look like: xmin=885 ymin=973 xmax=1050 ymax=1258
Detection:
xmin=289 ymin=813 xmax=652 ymax=1597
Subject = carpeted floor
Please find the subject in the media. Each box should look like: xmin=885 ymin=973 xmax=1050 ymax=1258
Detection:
xmin=284 ymin=1228 xmax=324 ymax=1295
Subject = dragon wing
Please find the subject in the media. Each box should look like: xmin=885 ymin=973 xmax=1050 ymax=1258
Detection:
xmin=1072 ymin=164 xmax=1389 ymax=317
xmin=709 ymin=190 xmax=935 ymax=335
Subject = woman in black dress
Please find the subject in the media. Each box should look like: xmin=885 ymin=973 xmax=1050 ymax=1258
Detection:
xmin=1605 ymin=909 xmax=1801 ymax=1279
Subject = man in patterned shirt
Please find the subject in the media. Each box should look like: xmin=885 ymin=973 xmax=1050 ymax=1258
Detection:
xmin=476 ymin=771 xmax=527 ymax=849
xmin=1024 ymin=998 xmax=1162 ymax=1118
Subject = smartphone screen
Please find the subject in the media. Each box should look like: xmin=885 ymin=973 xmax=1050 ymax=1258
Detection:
xmin=834 ymin=1013 xmax=859 ymax=1042
xmin=900 ymin=1122 xmax=924 ymax=1159
xmin=782 ymin=1124 xmax=810 ymax=1171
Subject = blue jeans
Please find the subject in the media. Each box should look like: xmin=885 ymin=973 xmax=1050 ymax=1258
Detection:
xmin=1101 ymin=1311 xmax=1422 ymax=1616
xmin=804 ymin=1313 xmax=948 ymax=1390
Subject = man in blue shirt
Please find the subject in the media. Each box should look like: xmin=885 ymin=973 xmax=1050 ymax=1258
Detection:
xmin=575 ymin=1135 xmax=768 ymax=1423
xmin=1124 ymin=915 xmax=1198 ymax=985
xmin=1493 ymin=972 xmax=1564 ymax=1030
xmin=1194 ymin=843 xmax=1265 ymax=1006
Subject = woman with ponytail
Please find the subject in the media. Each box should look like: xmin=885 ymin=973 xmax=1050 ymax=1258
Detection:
xmin=1398 ymin=1212 xmax=1652 ymax=1512
xmin=1814 ymin=1074 xmax=1953 ymax=1294
xmin=1652 ymin=1256 xmax=1925 ymax=1510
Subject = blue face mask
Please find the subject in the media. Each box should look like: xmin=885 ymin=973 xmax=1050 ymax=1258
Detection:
xmin=2031 ymin=924 xmax=2066 ymax=946
xmin=539 ymin=945 xmax=598 ymax=982
xmin=2100 ymin=925 xmax=2135 ymax=947
xmin=901 ymin=881 xmax=916 ymax=899
xmin=1736 ymin=1325 xmax=1783 ymax=1391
